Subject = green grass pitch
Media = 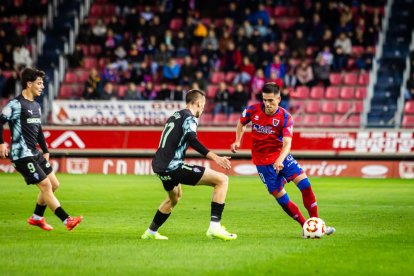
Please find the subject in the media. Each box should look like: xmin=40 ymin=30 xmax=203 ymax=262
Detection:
xmin=0 ymin=174 xmax=413 ymax=275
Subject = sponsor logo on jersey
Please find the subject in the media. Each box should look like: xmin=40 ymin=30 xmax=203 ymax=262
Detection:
xmin=28 ymin=110 xmax=33 ymax=115
xmin=273 ymin=119 xmax=279 ymax=126
xmin=193 ymin=167 xmax=201 ymax=173
xmin=253 ymin=124 xmax=275 ymax=134
xmin=27 ymin=118 xmax=41 ymax=124
xmin=33 ymin=173 xmax=39 ymax=180
xmin=254 ymin=115 xmax=259 ymax=120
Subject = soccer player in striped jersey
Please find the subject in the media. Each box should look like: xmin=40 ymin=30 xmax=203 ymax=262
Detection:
xmin=0 ymin=68 xmax=82 ymax=231
xmin=141 ymin=89 xmax=237 ymax=241
xmin=230 ymin=82 xmax=335 ymax=237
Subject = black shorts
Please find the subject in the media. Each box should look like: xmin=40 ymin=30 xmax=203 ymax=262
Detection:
xmin=155 ymin=164 xmax=206 ymax=191
xmin=12 ymin=154 xmax=53 ymax=185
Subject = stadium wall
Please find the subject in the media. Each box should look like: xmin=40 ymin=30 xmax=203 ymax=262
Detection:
xmin=1 ymin=127 xmax=413 ymax=179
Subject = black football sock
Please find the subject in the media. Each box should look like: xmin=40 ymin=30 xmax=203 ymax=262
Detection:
xmin=34 ymin=203 xmax=47 ymax=217
xmin=211 ymin=202 xmax=225 ymax=222
xmin=54 ymin=207 xmax=70 ymax=222
xmin=149 ymin=210 xmax=171 ymax=232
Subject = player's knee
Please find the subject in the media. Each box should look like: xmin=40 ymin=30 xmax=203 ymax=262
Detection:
xmin=52 ymin=180 xmax=60 ymax=192
xmin=217 ymin=173 xmax=229 ymax=189
xmin=38 ymin=179 xmax=53 ymax=193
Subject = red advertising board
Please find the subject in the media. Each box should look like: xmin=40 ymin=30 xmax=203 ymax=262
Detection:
xmin=2 ymin=127 xmax=413 ymax=156
xmin=1 ymin=158 xmax=413 ymax=178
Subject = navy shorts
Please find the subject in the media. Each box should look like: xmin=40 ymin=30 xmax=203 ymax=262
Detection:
xmin=13 ymin=154 xmax=53 ymax=185
xmin=155 ymin=164 xmax=206 ymax=191
xmin=256 ymin=154 xmax=304 ymax=195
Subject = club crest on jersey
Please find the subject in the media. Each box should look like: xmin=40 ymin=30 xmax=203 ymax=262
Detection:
xmin=272 ymin=119 xmax=280 ymax=126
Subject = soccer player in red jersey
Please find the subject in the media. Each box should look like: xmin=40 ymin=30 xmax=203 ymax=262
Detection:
xmin=230 ymin=82 xmax=335 ymax=237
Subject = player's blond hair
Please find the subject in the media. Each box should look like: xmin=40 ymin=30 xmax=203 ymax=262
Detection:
xmin=185 ymin=89 xmax=206 ymax=104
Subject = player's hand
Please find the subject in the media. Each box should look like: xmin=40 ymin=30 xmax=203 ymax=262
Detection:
xmin=43 ymin=152 xmax=50 ymax=161
xmin=215 ymin=156 xmax=231 ymax=170
xmin=0 ymin=143 xmax=9 ymax=159
xmin=230 ymin=141 xmax=240 ymax=153
xmin=273 ymin=160 xmax=284 ymax=174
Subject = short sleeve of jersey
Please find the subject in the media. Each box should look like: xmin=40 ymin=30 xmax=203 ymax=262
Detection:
xmin=239 ymin=106 xmax=252 ymax=125
xmin=0 ymin=100 xmax=20 ymax=123
xmin=282 ymin=112 xmax=294 ymax=138
xmin=183 ymin=116 xmax=198 ymax=137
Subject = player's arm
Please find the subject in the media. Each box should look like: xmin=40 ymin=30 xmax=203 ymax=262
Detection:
xmin=187 ymin=133 xmax=231 ymax=170
xmin=0 ymin=104 xmax=12 ymax=159
xmin=230 ymin=121 xmax=246 ymax=153
xmin=37 ymin=125 xmax=50 ymax=160
xmin=274 ymin=136 xmax=292 ymax=173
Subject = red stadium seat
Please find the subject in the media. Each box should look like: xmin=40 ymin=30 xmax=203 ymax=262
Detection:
xmin=77 ymin=69 xmax=90 ymax=82
xmin=343 ymin=73 xmax=358 ymax=86
xmin=305 ymin=100 xmax=320 ymax=113
xmin=207 ymin=85 xmax=218 ymax=98
xmin=321 ymin=101 xmax=336 ymax=113
xmin=293 ymin=115 xmax=303 ymax=126
xmin=336 ymin=101 xmax=352 ymax=114
xmin=355 ymin=86 xmax=367 ymax=99
xmin=59 ymin=84 xmax=83 ymax=99
xmin=402 ymin=115 xmax=414 ymax=128
xmin=329 ymin=73 xmax=342 ymax=86
xmin=351 ymin=46 xmax=365 ymax=57
xmin=340 ymin=86 xmax=355 ymax=99
xmin=229 ymin=113 xmax=240 ymax=124
xmin=274 ymin=6 xmax=288 ymax=16
xmin=213 ymin=113 xmax=228 ymax=126
xmin=211 ymin=72 xmax=225 ymax=84
xmin=310 ymin=86 xmax=325 ymax=99
xmin=89 ymin=44 xmax=102 ymax=55
xmin=84 ymin=57 xmax=98 ymax=69
xmin=404 ymin=101 xmax=414 ymax=114
xmin=225 ymin=71 xmax=237 ymax=83
xmin=169 ymin=18 xmax=183 ymax=31
xmin=291 ymin=86 xmax=309 ymax=99
xmin=319 ymin=114 xmax=334 ymax=126
xmin=354 ymin=101 xmax=363 ymax=113
xmin=199 ymin=113 xmax=213 ymax=126
xmin=347 ymin=115 xmax=361 ymax=127
xmin=64 ymin=72 xmax=78 ymax=83
xmin=303 ymin=114 xmax=318 ymax=126
xmin=103 ymin=4 xmax=115 ymax=16
xmin=90 ymin=4 xmax=104 ymax=17
xmin=325 ymin=87 xmax=340 ymax=99
xmin=358 ymin=73 xmax=370 ymax=86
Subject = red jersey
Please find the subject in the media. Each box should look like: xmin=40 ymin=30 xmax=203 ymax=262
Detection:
xmin=240 ymin=103 xmax=293 ymax=166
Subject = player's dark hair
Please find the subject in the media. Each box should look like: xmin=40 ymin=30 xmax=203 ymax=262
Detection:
xmin=185 ymin=89 xmax=205 ymax=104
xmin=262 ymin=82 xmax=281 ymax=96
xmin=21 ymin=67 xmax=45 ymax=89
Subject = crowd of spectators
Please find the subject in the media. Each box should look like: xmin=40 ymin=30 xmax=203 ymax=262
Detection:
xmin=66 ymin=0 xmax=383 ymax=116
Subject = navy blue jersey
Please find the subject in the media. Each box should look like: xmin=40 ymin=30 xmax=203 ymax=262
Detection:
xmin=152 ymin=109 xmax=199 ymax=173
xmin=0 ymin=95 xmax=44 ymax=161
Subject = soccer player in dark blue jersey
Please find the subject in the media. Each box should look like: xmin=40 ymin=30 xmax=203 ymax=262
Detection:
xmin=0 ymin=68 xmax=82 ymax=231
xmin=141 ymin=89 xmax=237 ymax=240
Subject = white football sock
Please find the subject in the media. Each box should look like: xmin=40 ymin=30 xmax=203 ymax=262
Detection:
xmin=147 ymin=229 xmax=157 ymax=235
xmin=32 ymin=214 xmax=42 ymax=220
xmin=209 ymin=221 xmax=220 ymax=229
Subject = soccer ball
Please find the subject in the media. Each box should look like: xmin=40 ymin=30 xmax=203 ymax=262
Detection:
xmin=303 ymin=217 xmax=326 ymax=238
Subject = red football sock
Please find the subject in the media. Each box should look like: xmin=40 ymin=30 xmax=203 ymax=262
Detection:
xmin=281 ymin=201 xmax=306 ymax=226
xmin=301 ymin=186 xmax=318 ymax=218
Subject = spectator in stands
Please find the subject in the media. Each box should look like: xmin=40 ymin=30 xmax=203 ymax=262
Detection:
xmin=307 ymin=13 xmax=324 ymax=46
xmin=234 ymin=27 xmax=249 ymax=52
xmin=113 ymin=45 xmax=129 ymax=72
xmin=332 ymin=46 xmax=348 ymax=72
xmin=77 ymin=18 xmax=92 ymax=44
xmin=280 ymin=87 xmax=290 ymax=111
xmin=249 ymin=4 xmax=270 ymax=26
xmin=131 ymin=61 xmax=152 ymax=84
xmin=179 ymin=55 xmax=195 ymax=86
xmin=267 ymin=18 xmax=282 ymax=42
xmin=201 ymin=29 xmax=219 ymax=51
xmin=245 ymin=44 xmax=258 ymax=68
xmin=108 ymin=16 xmax=123 ymax=40
xmin=172 ymin=84 xmax=185 ymax=101
xmin=221 ymin=41 xmax=242 ymax=72
xmin=142 ymin=81 xmax=157 ymax=100
xmin=2 ymin=70 xmax=18 ymax=99
xmin=193 ymin=70 xmax=208 ymax=91
xmin=254 ymin=18 xmax=269 ymax=38
xmin=284 ymin=59 xmax=298 ymax=88
xmin=157 ymin=83 xmax=172 ymax=100
xmin=319 ymin=29 xmax=334 ymax=50
xmin=230 ymin=83 xmax=248 ymax=113
xmin=267 ymin=55 xmax=286 ymax=80
xmin=334 ymin=32 xmax=352 ymax=56
xmin=174 ymin=31 xmax=190 ymax=57
xmin=213 ymin=82 xmax=231 ymax=116
xmin=201 ymin=42 xmax=220 ymax=70
xmin=289 ymin=29 xmax=306 ymax=58
xmin=276 ymin=41 xmax=290 ymax=60
xmin=152 ymin=43 xmax=172 ymax=74
xmin=356 ymin=46 xmax=374 ymax=71
xmin=123 ymin=82 xmax=142 ymax=100
xmin=163 ymin=58 xmax=181 ymax=84
xmin=0 ymin=43 xmax=14 ymax=70
xmin=316 ymin=46 xmax=334 ymax=66
xmin=67 ymin=43 xmax=84 ymax=68
xmin=13 ymin=44 xmax=32 ymax=70
xmin=314 ymin=56 xmax=331 ymax=87
xmin=92 ymin=18 xmax=107 ymax=44
xmin=251 ymin=69 xmax=266 ymax=95
xmin=83 ymin=68 xmax=102 ymax=100
xmin=257 ymin=42 xmax=273 ymax=71
xmin=404 ymin=71 xmax=414 ymax=100
xmin=197 ymin=54 xmax=212 ymax=80
xmin=100 ymin=83 xmax=118 ymax=100
xmin=296 ymin=60 xmax=314 ymax=87
xmin=0 ymin=69 xmax=6 ymax=98
xmin=234 ymin=56 xmax=255 ymax=85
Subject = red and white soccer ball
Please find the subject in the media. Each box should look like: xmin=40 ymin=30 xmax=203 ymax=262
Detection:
xmin=303 ymin=217 xmax=326 ymax=238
